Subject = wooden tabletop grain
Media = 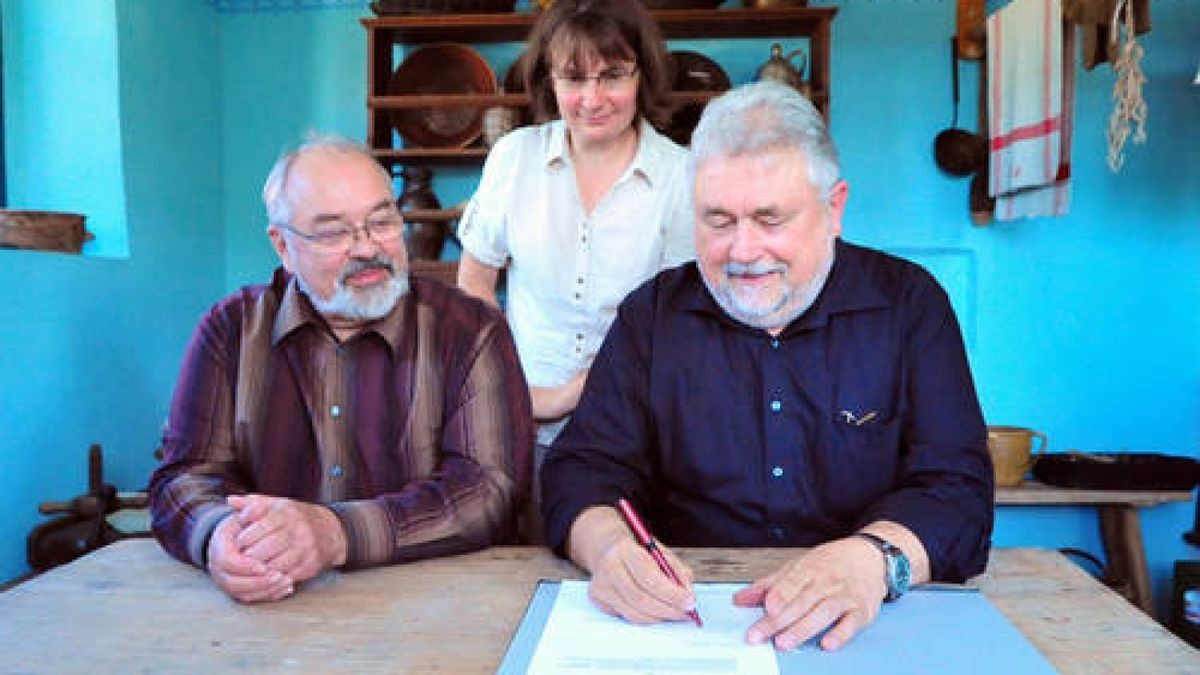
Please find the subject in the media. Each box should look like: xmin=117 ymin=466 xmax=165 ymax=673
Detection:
xmin=0 ymin=540 xmax=1195 ymax=673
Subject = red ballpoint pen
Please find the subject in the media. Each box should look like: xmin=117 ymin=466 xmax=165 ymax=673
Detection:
xmin=616 ymin=498 xmax=704 ymax=627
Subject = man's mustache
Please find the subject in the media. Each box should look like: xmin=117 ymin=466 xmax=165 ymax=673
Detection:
xmin=725 ymin=261 xmax=786 ymax=276
xmin=340 ymin=257 xmax=394 ymax=283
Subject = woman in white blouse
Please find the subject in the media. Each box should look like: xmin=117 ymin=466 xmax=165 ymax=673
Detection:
xmin=457 ymin=0 xmax=693 ymax=466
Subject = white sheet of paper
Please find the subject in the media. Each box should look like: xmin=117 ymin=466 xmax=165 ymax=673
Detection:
xmin=527 ymin=580 xmax=779 ymax=675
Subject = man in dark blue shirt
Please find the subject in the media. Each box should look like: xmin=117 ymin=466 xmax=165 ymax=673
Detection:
xmin=541 ymin=82 xmax=993 ymax=652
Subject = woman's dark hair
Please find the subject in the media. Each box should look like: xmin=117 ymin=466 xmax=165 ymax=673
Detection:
xmin=522 ymin=0 xmax=674 ymax=129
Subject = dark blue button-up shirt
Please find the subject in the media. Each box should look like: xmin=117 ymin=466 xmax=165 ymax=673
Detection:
xmin=542 ymin=241 xmax=993 ymax=582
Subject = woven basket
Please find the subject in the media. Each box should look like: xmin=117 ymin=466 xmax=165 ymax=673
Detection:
xmin=371 ymin=0 xmax=515 ymax=14
xmin=0 ymin=210 xmax=92 ymax=254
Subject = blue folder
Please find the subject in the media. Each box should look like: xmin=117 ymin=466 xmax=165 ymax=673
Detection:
xmin=498 ymin=581 xmax=1058 ymax=674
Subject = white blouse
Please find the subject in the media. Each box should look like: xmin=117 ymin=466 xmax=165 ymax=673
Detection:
xmin=458 ymin=118 xmax=694 ymax=443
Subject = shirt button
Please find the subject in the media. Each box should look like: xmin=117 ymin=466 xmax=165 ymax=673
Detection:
xmin=330 ymin=405 xmax=341 ymax=418
xmin=770 ymin=399 xmax=782 ymax=412
xmin=577 ymin=277 xmax=584 ymax=285
xmin=770 ymin=526 xmax=786 ymax=540
xmin=771 ymin=466 xmax=784 ymax=478
xmin=770 ymin=339 xmax=780 ymax=349
xmin=575 ymin=292 xmax=582 ymax=300
xmin=335 ymin=345 xmax=346 ymax=357
xmin=330 ymin=464 xmax=343 ymax=478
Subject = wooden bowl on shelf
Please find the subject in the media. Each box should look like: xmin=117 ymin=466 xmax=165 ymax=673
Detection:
xmin=670 ymin=50 xmax=731 ymax=92
xmin=388 ymin=44 xmax=497 ymax=149
xmin=665 ymin=51 xmax=730 ymax=146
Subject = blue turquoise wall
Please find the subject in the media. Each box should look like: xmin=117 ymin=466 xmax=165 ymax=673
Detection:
xmin=219 ymin=7 xmax=370 ymax=288
xmin=0 ymin=1 xmax=222 ymax=581
xmin=3 ymin=0 xmax=1197 ymax=622
xmin=2 ymin=0 xmax=128 ymax=257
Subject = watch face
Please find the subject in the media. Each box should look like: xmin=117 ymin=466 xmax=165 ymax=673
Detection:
xmin=892 ymin=553 xmax=912 ymax=595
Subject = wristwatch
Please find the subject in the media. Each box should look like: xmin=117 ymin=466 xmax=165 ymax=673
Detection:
xmin=854 ymin=532 xmax=911 ymax=602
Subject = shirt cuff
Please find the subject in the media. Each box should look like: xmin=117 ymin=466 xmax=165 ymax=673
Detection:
xmin=328 ymin=500 xmax=394 ymax=569
xmin=187 ymin=502 xmax=235 ymax=569
xmin=544 ymin=486 xmax=626 ymax=557
xmin=858 ymin=491 xmax=991 ymax=582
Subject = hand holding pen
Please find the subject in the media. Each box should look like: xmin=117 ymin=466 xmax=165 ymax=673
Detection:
xmin=616 ymin=498 xmax=704 ymax=627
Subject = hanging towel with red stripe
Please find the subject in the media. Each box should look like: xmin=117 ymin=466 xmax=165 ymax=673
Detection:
xmin=987 ymin=0 xmax=1076 ymax=221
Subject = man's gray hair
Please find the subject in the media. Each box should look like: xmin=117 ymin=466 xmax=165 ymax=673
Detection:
xmin=689 ymin=81 xmax=840 ymax=201
xmin=262 ymin=133 xmax=390 ymax=227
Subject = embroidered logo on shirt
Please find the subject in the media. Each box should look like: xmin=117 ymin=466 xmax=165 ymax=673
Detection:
xmin=839 ymin=409 xmax=878 ymax=426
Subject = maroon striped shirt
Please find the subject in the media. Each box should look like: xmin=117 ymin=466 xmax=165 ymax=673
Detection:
xmin=149 ymin=267 xmax=533 ymax=569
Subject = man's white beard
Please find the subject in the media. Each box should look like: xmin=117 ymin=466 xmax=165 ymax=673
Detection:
xmin=297 ymin=258 xmax=410 ymax=321
xmin=701 ymin=244 xmax=835 ymax=331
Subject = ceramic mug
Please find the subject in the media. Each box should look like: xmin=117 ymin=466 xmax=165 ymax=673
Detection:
xmin=987 ymin=426 xmax=1048 ymax=487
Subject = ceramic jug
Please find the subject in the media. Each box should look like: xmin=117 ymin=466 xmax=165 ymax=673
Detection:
xmin=397 ymin=166 xmax=445 ymax=260
xmin=756 ymin=43 xmax=811 ymax=99
xmin=482 ymin=88 xmax=521 ymax=148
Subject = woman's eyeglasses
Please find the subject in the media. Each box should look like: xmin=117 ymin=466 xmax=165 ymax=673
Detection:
xmin=551 ymin=66 xmax=639 ymax=93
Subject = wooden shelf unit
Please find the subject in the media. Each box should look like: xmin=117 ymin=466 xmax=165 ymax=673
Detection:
xmin=363 ymin=7 xmax=837 ymax=219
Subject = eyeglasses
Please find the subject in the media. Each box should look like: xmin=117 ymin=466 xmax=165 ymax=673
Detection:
xmin=279 ymin=210 xmax=405 ymax=253
xmin=551 ymin=66 xmax=639 ymax=93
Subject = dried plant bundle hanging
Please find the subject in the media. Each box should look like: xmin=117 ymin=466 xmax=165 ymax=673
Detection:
xmin=1106 ymin=0 xmax=1147 ymax=172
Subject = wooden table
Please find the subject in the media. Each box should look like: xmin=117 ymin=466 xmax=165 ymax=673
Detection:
xmin=1 ymin=540 xmax=1195 ymax=673
xmin=996 ymin=480 xmax=1193 ymax=616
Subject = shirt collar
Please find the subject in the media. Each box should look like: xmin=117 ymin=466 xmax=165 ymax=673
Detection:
xmin=545 ymin=119 xmax=569 ymax=168
xmin=678 ymin=240 xmax=892 ymax=335
xmin=271 ymin=268 xmax=407 ymax=353
xmin=544 ymin=118 xmax=664 ymax=188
